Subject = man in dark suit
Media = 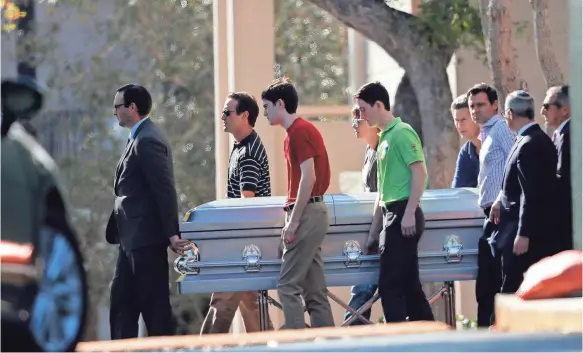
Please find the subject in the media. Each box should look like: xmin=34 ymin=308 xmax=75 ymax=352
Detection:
xmin=489 ymin=90 xmax=559 ymax=294
xmin=106 ymin=84 xmax=190 ymax=339
xmin=542 ymin=85 xmax=572 ymax=251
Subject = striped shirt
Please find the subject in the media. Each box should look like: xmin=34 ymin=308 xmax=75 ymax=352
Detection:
xmin=226 ymin=130 xmax=271 ymax=199
xmin=477 ymin=115 xmax=515 ymax=208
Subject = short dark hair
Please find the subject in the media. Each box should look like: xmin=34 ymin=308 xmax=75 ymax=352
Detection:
xmin=117 ymin=84 xmax=152 ymax=117
xmin=261 ymin=77 xmax=299 ymax=114
xmin=466 ymin=83 xmax=498 ymax=105
xmin=353 ymin=81 xmax=391 ymax=111
xmin=451 ymin=94 xmax=469 ymax=111
xmin=228 ymin=91 xmax=259 ymax=127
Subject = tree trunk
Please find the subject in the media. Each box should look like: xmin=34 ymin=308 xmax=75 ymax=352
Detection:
xmin=306 ymin=0 xmax=459 ymax=189
xmin=407 ymin=57 xmax=459 ymax=189
xmin=530 ymin=0 xmax=564 ymax=87
xmin=478 ymin=0 xmax=526 ymax=107
xmin=392 ymin=74 xmax=423 ymax=143
xmin=306 ymin=0 xmax=463 ymax=324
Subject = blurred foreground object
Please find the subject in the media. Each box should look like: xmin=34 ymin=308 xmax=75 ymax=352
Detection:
xmin=493 ymin=250 xmax=583 ymax=334
xmin=517 ymin=250 xmax=583 ymax=300
xmin=1 ymin=75 xmax=88 ymax=352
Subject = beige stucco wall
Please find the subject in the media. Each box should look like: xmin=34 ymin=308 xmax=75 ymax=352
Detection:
xmin=454 ymin=0 xmax=570 ymax=125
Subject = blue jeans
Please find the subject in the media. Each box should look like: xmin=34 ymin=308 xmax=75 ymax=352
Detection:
xmin=344 ymin=284 xmax=378 ymax=325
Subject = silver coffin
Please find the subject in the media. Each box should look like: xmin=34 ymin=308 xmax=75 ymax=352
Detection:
xmin=176 ymin=188 xmax=483 ymax=294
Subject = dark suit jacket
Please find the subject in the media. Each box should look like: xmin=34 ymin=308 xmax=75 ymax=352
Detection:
xmin=105 ymin=118 xmax=179 ymax=250
xmin=494 ymin=124 xmax=558 ymax=256
xmin=554 ymin=120 xmax=573 ymax=250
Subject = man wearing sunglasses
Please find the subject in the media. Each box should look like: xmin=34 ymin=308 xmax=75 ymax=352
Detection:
xmin=343 ymin=105 xmax=381 ymax=326
xmin=201 ymin=91 xmax=274 ymax=334
xmin=542 ymin=85 xmax=572 ymax=252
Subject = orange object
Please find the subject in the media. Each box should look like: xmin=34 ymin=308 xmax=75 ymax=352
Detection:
xmin=0 ymin=240 xmax=33 ymax=264
xmin=516 ymin=250 xmax=583 ymax=300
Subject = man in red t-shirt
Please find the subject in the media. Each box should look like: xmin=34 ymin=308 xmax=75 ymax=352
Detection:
xmin=261 ymin=77 xmax=334 ymax=330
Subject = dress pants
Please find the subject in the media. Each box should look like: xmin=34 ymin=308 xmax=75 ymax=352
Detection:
xmin=277 ymin=202 xmax=335 ymax=329
xmin=475 ymin=207 xmax=502 ymax=327
xmin=378 ymin=199 xmax=434 ymax=323
xmin=109 ymin=245 xmax=174 ymax=339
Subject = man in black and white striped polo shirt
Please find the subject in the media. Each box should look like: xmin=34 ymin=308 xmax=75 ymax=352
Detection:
xmin=201 ymin=91 xmax=274 ymax=334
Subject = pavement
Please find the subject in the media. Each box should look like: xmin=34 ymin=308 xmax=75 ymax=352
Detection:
xmin=76 ymin=321 xmax=582 ymax=352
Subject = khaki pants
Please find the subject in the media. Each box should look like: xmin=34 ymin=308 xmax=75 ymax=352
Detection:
xmin=200 ymin=291 xmax=273 ymax=334
xmin=277 ymin=202 xmax=335 ymax=329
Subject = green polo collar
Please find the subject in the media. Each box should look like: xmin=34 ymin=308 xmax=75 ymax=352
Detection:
xmin=379 ymin=117 xmax=402 ymax=137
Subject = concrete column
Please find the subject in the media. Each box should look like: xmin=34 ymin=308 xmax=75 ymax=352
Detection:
xmin=225 ymin=0 xmax=282 ymax=196
xmin=569 ymin=0 xmax=582 ymax=250
xmin=222 ymin=0 xmax=278 ymax=333
xmin=347 ymin=28 xmax=367 ymax=99
xmin=213 ymin=0 xmax=231 ymax=200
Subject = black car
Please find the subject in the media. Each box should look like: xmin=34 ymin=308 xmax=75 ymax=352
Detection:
xmin=1 ymin=76 xmax=88 ymax=351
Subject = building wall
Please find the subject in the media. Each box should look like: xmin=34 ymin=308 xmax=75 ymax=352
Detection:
xmin=454 ymin=0 xmax=569 ymax=125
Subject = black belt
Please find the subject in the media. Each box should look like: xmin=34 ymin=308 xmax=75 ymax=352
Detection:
xmin=380 ymin=198 xmax=409 ymax=214
xmin=283 ymin=196 xmax=323 ymax=212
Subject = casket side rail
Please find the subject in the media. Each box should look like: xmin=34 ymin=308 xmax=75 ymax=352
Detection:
xmin=175 ymin=189 xmax=483 ymax=329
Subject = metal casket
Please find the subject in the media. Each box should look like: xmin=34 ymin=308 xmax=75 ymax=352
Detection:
xmin=176 ymin=188 xmax=483 ymax=294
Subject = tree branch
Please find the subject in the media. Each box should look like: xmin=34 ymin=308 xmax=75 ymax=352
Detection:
xmin=306 ymin=0 xmax=423 ymax=66
xmin=530 ymin=0 xmax=564 ymax=87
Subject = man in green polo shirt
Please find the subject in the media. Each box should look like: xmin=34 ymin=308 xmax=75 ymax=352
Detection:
xmin=354 ymin=81 xmax=434 ymax=323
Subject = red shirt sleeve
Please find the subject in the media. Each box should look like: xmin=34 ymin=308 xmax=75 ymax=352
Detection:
xmin=289 ymin=126 xmax=318 ymax=165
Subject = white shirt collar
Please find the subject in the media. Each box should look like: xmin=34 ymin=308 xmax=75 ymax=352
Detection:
xmin=517 ymin=122 xmax=536 ymax=136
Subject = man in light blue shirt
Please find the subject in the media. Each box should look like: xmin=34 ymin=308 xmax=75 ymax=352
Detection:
xmin=467 ymin=83 xmax=515 ymax=328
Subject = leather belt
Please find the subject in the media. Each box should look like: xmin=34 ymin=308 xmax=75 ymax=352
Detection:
xmin=283 ymin=196 xmax=324 ymax=212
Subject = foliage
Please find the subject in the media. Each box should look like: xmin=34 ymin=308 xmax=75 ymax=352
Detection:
xmin=414 ymin=0 xmax=485 ymax=57
xmin=1 ymin=0 xmax=27 ymax=32
xmin=275 ymin=0 xmax=349 ymax=106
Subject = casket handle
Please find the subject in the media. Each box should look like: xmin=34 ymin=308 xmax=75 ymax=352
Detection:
xmin=343 ymin=240 xmax=362 ymax=268
xmin=443 ymin=235 xmax=463 ymax=263
xmin=173 ymin=241 xmax=201 ymax=275
xmin=242 ymin=244 xmax=262 ymax=273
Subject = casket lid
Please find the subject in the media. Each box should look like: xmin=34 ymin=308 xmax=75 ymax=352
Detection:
xmin=332 ymin=187 xmax=483 ymax=224
xmin=180 ymin=195 xmax=336 ymax=232
xmin=179 ymin=188 xmax=482 ymax=233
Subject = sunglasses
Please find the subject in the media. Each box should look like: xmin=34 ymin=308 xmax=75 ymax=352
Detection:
xmin=222 ymin=108 xmax=236 ymax=116
xmin=352 ymin=118 xmax=365 ymax=128
xmin=542 ymin=102 xmax=560 ymax=110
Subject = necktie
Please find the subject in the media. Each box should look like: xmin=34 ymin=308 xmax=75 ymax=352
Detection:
xmin=552 ymin=132 xmax=557 ymax=142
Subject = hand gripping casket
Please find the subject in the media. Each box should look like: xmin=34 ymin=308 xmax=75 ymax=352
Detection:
xmin=175 ymin=188 xmax=484 ymax=294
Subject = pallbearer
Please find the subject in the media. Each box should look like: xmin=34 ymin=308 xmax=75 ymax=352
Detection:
xmin=261 ymin=77 xmax=335 ymax=330
xmin=355 ymin=81 xmax=434 ymax=323
xmin=201 ymin=92 xmax=274 ymax=334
